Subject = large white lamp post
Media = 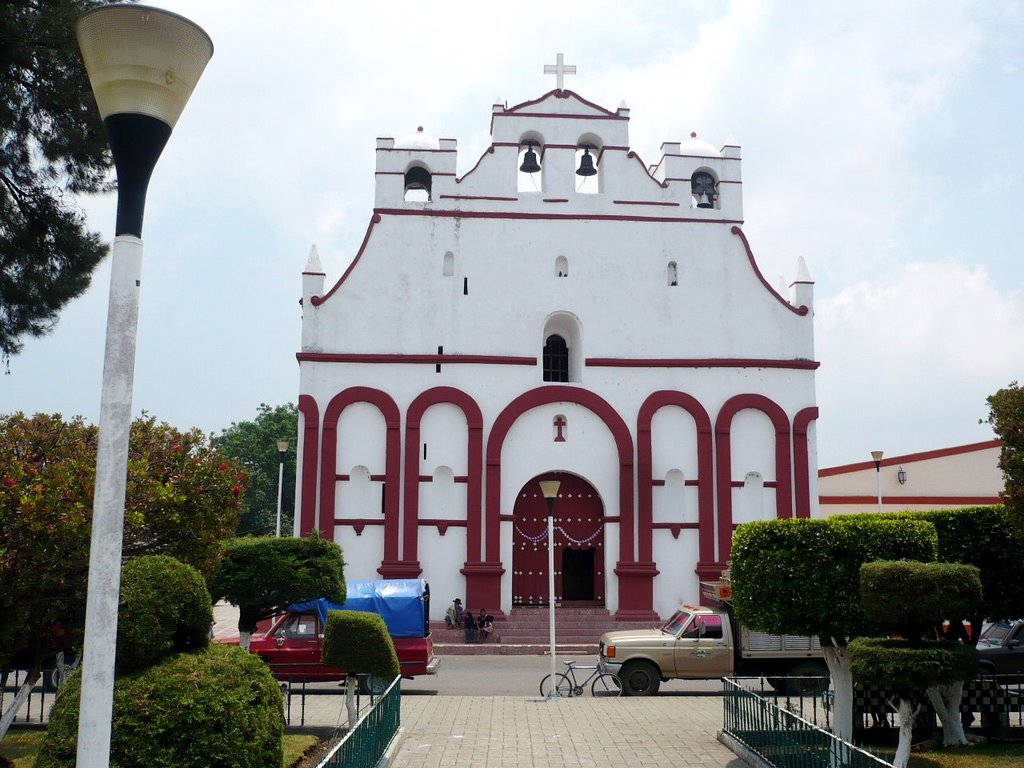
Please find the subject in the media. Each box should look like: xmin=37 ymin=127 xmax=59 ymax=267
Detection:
xmin=275 ymin=440 xmax=289 ymax=537
xmin=539 ymin=479 xmax=561 ymax=700
xmin=75 ymin=6 xmax=212 ymax=766
xmin=870 ymin=450 xmax=884 ymax=513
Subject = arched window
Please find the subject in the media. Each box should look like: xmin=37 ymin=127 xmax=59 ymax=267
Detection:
xmin=543 ymin=335 xmax=569 ymax=382
xmin=404 ymin=166 xmax=431 ymax=202
xmin=555 ymin=255 xmax=568 ymax=277
xmin=667 ymin=261 xmax=678 ymax=286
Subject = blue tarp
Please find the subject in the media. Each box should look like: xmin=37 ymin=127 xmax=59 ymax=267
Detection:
xmin=289 ymin=579 xmax=428 ymax=638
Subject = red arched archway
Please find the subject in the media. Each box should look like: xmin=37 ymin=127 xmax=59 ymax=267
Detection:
xmin=512 ymin=472 xmax=605 ymax=607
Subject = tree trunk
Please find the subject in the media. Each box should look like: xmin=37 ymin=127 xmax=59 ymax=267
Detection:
xmin=239 ymin=630 xmax=252 ymax=651
xmin=822 ymin=645 xmax=854 ymax=742
xmin=926 ymin=682 xmax=969 ymax=746
xmin=345 ymin=675 xmax=358 ymax=727
xmin=893 ymin=699 xmax=921 ymax=768
xmin=0 ymin=671 xmax=40 ymax=743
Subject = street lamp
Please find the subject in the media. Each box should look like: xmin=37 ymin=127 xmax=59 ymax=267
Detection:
xmin=276 ymin=440 xmax=289 ymax=537
xmin=75 ymin=6 xmax=212 ymax=766
xmin=539 ymin=479 xmax=561 ymax=700
xmin=870 ymin=450 xmax=884 ymax=512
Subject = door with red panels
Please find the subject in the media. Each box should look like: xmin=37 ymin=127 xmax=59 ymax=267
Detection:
xmin=512 ymin=472 xmax=605 ymax=606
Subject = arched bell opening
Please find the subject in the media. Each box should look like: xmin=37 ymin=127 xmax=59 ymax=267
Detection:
xmin=517 ymin=131 xmax=545 ymax=193
xmin=575 ymin=133 xmax=602 ymax=194
xmin=690 ymin=169 xmax=718 ymax=209
xmin=404 ymin=165 xmax=432 ymax=202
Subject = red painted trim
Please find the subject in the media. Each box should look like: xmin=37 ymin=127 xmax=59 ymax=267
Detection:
xmin=587 ymin=358 xmax=820 ymax=370
xmin=310 ymin=214 xmax=381 ymax=306
xmin=319 ymin=387 xmax=401 ymax=564
xmin=664 ymin=177 xmax=742 ymax=185
xmin=661 ymin=153 xmax=740 ymax=161
xmin=374 ymin=208 xmax=741 ymax=225
xmin=818 ymin=440 xmax=1002 ymax=476
xmin=543 ymin=198 xmax=569 ymax=203
xmin=404 ymin=387 xmax=484 ymax=565
xmin=820 ymin=495 xmax=1002 ymax=505
xmin=455 ymin=146 xmax=495 ymax=185
xmin=637 ymin=392 xmax=713 ymax=568
xmin=500 ymin=111 xmax=627 ymax=122
xmin=714 ymin=394 xmax=794 ymax=562
xmin=613 ymin=200 xmax=680 ymax=207
xmin=298 ymin=395 xmax=320 ymax=537
xmin=503 ymin=89 xmax=623 ymax=119
xmin=375 ymin=171 xmax=405 ymax=176
xmin=730 ymin=227 xmax=809 ymax=316
xmin=297 ymin=353 xmax=536 ymax=366
xmin=652 ymin=522 xmax=700 ymax=539
xmin=335 ymin=518 xmax=386 ymax=525
xmin=439 ymin=195 xmax=518 ymax=202
xmin=418 ymin=518 xmax=469 ymax=527
xmin=624 ymin=151 xmax=669 ymax=190
xmin=486 ymin=386 xmax=635 ymax=567
xmin=793 ymin=407 xmax=819 ymax=519
xmin=375 ymin=147 xmax=457 ymax=154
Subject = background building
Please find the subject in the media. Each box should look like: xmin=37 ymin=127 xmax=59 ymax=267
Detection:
xmin=818 ymin=440 xmax=1002 ymax=516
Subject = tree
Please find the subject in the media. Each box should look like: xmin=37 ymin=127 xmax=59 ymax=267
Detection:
xmin=0 ymin=411 xmax=245 ymax=727
xmin=985 ymin=382 xmax=1024 ymax=539
xmin=215 ymin=403 xmax=298 ymax=536
xmin=322 ymin=611 xmax=399 ymax=725
xmin=1 ymin=0 xmax=124 ymax=364
xmin=730 ymin=516 xmax=938 ymax=742
xmin=211 ymin=533 xmax=346 ymax=650
xmin=850 ymin=560 xmax=980 ymax=767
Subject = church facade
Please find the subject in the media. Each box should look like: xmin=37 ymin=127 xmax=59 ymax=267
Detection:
xmin=295 ymin=78 xmax=819 ymax=621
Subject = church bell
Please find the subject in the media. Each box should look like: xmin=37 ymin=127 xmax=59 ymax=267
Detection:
xmin=519 ymin=144 xmax=541 ymax=174
xmin=576 ymin=147 xmax=597 ymax=177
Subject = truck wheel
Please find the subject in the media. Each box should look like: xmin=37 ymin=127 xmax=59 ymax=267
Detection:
xmin=784 ymin=662 xmax=829 ymax=695
xmin=620 ymin=661 xmax=660 ymax=696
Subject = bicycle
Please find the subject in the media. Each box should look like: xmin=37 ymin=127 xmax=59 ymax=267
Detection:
xmin=539 ymin=659 xmax=622 ymax=697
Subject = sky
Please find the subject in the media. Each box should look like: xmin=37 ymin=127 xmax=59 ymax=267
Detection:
xmin=3 ymin=0 xmax=1022 ymax=469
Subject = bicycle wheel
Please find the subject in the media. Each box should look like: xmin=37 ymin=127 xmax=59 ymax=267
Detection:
xmin=591 ymin=673 xmax=622 ymax=697
xmin=539 ymin=673 xmax=573 ymax=698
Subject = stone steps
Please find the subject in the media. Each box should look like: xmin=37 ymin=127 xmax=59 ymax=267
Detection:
xmin=432 ymin=606 xmax=658 ymax=656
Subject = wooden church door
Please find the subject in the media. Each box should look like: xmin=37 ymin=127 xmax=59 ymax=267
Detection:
xmin=512 ymin=472 xmax=605 ymax=607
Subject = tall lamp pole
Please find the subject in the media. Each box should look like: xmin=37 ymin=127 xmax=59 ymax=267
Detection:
xmin=870 ymin=450 xmax=884 ymax=513
xmin=275 ymin=440 xmax=289 ymax=537
xmin=539 ymin=479 xmax=561 ymax=700
xmin=75 ymin=7 xmax=212 ymax=766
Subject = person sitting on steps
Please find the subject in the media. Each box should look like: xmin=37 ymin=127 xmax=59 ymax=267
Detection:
xmin=463 ymin=608 xmax=477 ymax=643
xmin=445 ymin=598 xmax=463 ymax=628
xmin=478 ymin=611 xmax=494 ymax=643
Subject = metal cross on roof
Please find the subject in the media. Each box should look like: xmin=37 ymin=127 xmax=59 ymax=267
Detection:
xmin=544 ymin=53 xmax=576 ymax=91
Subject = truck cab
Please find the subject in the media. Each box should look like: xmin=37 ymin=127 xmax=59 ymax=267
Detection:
xmin=599 ymin=605 xmax=734 ymax=695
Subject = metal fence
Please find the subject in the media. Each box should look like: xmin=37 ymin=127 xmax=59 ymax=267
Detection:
xmin=723 ymin=679 xmax=892 ymax=768
xmin=315 ymin=676 xmax=401 ymax=768
xmin=0 ymin=669 xmax=60 ymax=726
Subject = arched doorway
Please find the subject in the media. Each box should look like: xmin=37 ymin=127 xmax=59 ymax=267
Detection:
xmin=512 ymin=472 xmax=605 ymax=606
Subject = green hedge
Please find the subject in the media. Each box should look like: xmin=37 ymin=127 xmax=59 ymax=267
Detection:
xmin=37 ymin=644 xmax=283 ymax=768
xmin=860 ymin=560 xmax=981 ymax=634
xmin=730 ymin=517 xmax=938 ymax=639
xmin=117 ymin=555 xmax=212 ymax=673
xmin=322 ymin=610 xmax=400 ymax=679
xmin=858 ymin=507 xmax=1019 ymax=623
xmin=212 ymin=533 xmax=345 ymax=634
xmin=849 ymin=637 xmax=979 ymax=692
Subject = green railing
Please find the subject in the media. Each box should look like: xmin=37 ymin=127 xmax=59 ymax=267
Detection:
xmin=722 ymin=679 xmax=891 ymax=768
xmin=316 ymin=676 xmax=401 ymax=768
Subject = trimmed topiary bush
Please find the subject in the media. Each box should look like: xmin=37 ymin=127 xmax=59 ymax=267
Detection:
xmin=117 ymin=555 xmax=213 ymax=673
xmin=849 ymin=637 xmax=978 ymax=692
xmin=37 ymin=644 xmax=283 ymax=768
xmin=860 ymin=560 xmax=981 ymax=638
xmin=322 ymin=610 xmax=400 ymax=679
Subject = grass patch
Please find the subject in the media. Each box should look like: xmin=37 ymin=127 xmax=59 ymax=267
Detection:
xmin=282 ymin=733 xmax=320 ymax=766
xmin=908 ymin=743 xmax=1024 ymax=768
xmin=0 ymin=730 xmax=321 ymax=768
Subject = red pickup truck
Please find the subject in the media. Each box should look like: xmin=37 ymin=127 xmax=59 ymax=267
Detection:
xmin=246 ymin=579 xmax=440 ymax=687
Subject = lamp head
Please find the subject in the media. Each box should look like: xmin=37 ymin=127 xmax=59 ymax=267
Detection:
xmin=870 ymin=450 xmax=884 ymax=463
xmin=77 ymin=4 xmax=213 ymax=128
xmin=277 ymin=440 xmax=289 ymax=455
xmin=539 ymin=480 xmax=561 ymax=499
